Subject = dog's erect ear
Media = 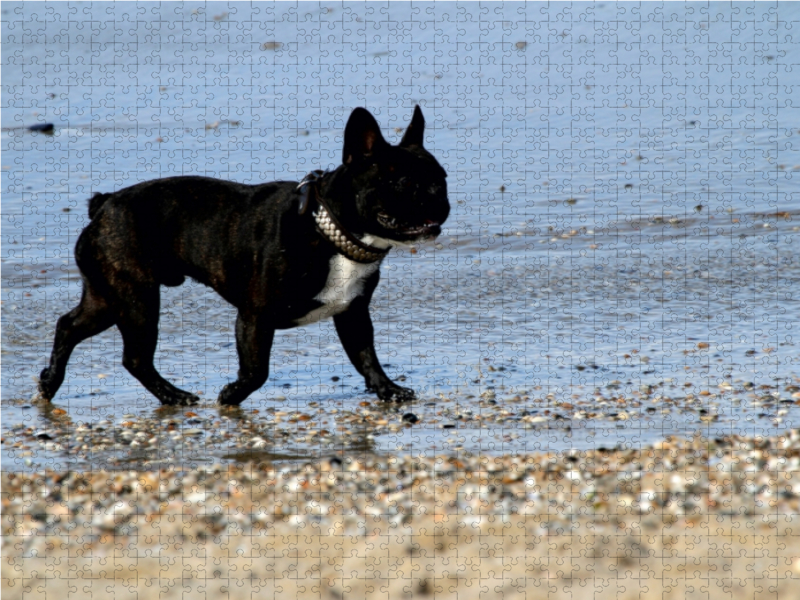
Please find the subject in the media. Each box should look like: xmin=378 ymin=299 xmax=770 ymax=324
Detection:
xmin=399 ymin=105 xmax=425 ymax=148
xmin=343 ymin=108 xmax=387 ymax=165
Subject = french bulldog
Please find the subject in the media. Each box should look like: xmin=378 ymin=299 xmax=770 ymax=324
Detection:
xmin=38 ymin=106 xmax=450 ymax=406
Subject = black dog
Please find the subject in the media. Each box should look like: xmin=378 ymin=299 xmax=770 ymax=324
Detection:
xmin=39 ymin=106 xmax=449 ymax=406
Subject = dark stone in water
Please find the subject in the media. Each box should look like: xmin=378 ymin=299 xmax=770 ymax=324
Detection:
xmin=402 ymin=413 xmax=418 ymax=424
xmin=28 ymin=123 xmax=55 ymax=133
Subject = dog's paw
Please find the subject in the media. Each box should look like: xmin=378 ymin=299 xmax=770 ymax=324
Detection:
xmin=377 ymin=384 xmax=416 ymax=402
xmin=37 ymin=369 xmax=56 ymax=401
xmin=217 ymin=382 xmax=247 ymax=406
xmin=31 ymin=390 xmax=50 ymax=405
xmin=218 ymin=397 xmax=243 ymax=406
xmin=162 ymin=392 xmax=200 ymax=406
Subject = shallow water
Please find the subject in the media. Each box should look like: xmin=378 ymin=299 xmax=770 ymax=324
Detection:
xmin=3 ymin=2 xmax=800 ymax=470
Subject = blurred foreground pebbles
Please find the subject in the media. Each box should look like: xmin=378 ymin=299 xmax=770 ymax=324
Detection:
xmin=4 ymin=430 xmax=800 ymax=598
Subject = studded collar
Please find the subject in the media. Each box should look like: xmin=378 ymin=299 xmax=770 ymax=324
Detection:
xmin=296 ymin=170 xmax=390 ymax=264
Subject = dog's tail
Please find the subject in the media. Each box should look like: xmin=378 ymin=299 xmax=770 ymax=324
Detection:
xmin=88 ymin=192 xmax=110 ymax=219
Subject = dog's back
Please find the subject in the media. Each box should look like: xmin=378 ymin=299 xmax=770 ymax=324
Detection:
xmin=78 ymin=176 xmax=298 ymax=296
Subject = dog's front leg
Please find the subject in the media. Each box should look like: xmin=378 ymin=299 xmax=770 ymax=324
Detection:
xmin=218 ymin=312 xmax=275 ymax=406
xmin=334 ymin=298 xmax=415 ymax=402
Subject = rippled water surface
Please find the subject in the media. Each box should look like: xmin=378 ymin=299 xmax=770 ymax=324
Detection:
xmin=3 ymin=2 xmax=800 ymax=470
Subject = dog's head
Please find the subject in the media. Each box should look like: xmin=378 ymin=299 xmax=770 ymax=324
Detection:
xmin=340 ymin=106 xmax=450 ymax=245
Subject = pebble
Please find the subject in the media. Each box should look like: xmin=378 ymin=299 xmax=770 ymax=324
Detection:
xmin=6 ymin=374 xmax=800 ymax=469
xmin=4 ymin=429 xmax=800 ymax=541
xmin=402 ymin=412 xmax=419 ymax=424
xmin=27 ymin=122 xmax=55 ymax=133
xmin=4 ymin=430 xmax=800 ymax=598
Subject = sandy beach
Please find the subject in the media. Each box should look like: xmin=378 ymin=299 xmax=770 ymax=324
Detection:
xmin=5 ymin=431 xmax=800 ymax=599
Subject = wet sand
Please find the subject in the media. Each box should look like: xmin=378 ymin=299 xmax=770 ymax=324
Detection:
xmin=5 ymin=431 xmax=800 ymax=599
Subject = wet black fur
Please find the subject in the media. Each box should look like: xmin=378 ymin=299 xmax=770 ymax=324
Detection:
xmin=39 ymin=106 xmax=450 ymax=406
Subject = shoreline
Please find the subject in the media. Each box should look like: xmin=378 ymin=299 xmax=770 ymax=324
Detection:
xmin=5 ymin=372 xmax=798 ymax=472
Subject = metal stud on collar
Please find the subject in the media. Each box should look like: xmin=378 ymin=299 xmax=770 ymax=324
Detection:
xmin=313 ymin=205 xmax=387 ymax=263
xmin=297 ymin=170 xmax=389 ymax=264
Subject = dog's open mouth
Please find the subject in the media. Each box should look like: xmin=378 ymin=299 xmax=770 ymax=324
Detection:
xmin=377 ymin=212 xmax=441 ymax=240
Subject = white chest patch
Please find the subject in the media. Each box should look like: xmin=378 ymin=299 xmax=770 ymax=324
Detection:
xmin=294 ymin=255 xmax=380 ymax=326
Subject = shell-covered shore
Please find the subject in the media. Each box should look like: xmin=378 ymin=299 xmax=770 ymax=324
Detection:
xmin=4 ymin=431 xmax=800 ymax=599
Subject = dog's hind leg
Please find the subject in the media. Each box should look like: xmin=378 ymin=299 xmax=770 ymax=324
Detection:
xmin=116 ymin=285 xmax=200 ymax=406
xmin=218 ymin=312 xmax=274 ymax=405
xmin=39 ymin=280 xmax=116 ymax=400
